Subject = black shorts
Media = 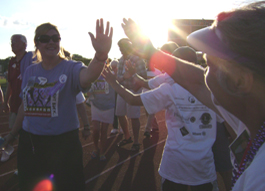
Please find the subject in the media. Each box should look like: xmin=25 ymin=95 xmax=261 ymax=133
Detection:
xmin=17 ymin=129 xmax=85 ymax=191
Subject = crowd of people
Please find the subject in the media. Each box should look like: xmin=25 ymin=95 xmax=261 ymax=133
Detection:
xmin=0 ymin=1 xmax=265 ymax=191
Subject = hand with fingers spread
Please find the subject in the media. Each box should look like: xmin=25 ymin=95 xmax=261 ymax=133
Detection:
xmin=123 ymin=60 xmax=136 ymax=79
xmin=89 ymin=18 xmax=113 ymax=61
xmin=121 ymin=18 xmax=156 ymax=59
xmin=102 ymin=66 xmax=117 ymax=86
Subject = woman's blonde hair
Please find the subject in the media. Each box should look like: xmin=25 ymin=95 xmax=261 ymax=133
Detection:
xmin=33 ymin=22 xmax=65 ymax=63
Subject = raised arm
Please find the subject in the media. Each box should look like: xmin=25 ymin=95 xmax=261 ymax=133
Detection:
xmin=102 ymin=66 xmax=143 ymax=106
xmin=121 ymin=18 xmax=218 ymax=114
xmin=79 ymin=18 xmax=113 ymax=89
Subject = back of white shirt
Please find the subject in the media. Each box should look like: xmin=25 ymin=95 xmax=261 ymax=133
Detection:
xmin=141 ymin=79 xmax=217 ymax=185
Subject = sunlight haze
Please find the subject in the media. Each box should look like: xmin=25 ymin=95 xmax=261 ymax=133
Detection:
xmin=0 ymin=0 xmax=255 ymax=60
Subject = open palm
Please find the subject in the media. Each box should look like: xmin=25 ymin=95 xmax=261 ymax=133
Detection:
xmin=89 ymin=19 xmax=113 ymax=60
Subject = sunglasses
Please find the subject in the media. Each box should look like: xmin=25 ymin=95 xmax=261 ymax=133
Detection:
xmin=38 ymin=35 xmax=61 ymax=43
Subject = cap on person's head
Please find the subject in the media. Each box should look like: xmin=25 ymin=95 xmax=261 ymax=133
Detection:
xmin=172 ymin=46 xmax=198 ymax=64
xmin=187 ymin=26 xmax=235 ymax=62
xmin=187 ymin=5 xmax=265 ymax=75
xmin=160 ymin=41 xmax=179 ymax=54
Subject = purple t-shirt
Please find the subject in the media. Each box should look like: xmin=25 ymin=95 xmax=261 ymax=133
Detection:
xmin=21 ymin=59 xmax=86 ymax=135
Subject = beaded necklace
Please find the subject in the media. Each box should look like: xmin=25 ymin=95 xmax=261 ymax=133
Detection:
xmin=231 ymin=121 xmax=265 ymax=189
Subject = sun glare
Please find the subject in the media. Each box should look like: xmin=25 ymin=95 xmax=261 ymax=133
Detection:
xmin=137 ymin=18 xmax=171 ymax=49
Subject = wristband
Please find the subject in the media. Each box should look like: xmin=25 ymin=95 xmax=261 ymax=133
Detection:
xmin=94 ymin=54 xmax=108 ymax=63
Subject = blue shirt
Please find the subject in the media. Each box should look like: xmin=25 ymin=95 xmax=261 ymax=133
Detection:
xmin=21 ymin=59 xmax=86 ymax=135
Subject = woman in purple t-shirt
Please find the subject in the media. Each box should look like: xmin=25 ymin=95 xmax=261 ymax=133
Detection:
xmin=2 ymin=19 xmax=112 ymax=191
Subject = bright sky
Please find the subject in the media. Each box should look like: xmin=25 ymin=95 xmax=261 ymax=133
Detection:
xmin=0 ymin=0 xmax=253 ymax=59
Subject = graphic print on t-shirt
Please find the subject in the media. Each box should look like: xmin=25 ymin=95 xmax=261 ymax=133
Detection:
xmin=91 ymin=78 xmax=109 ymax=94
xmin=23 ymin=75 xmax=66 ymax=117
xmin=180 ymin=126 xmax=189 ymax=136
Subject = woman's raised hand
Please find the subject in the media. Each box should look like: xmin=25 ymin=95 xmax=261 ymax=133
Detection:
xmin=89 ymin=18 xmax=113 ymax=61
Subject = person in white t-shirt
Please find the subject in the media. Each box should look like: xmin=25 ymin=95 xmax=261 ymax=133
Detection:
xmin=103 ymin=66 xmax=218 ymax=190
xmin=76 ymin=92 xmax=91 ymax=140
xmin=103 ymin=45 xmax=222 ymax=190
xmin=120 ymin=2 xmax=265 ymax=190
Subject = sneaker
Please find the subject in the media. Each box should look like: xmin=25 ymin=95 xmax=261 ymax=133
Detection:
xmin=144 ymin=131 xmax=151 ymax=138
xmin=14 ymin=170 xmax=18 ymax=175
xmin=131 ymin=143 xmax=140 ymax=152
xmin=99 ymin=155 xmax=107 ymax=161
xmin=117 ymin=137 xmax=133 ymax=147
xmin=1 ymin=145 xmax=14 ymax=162
xmin=110 ymin=129 xmax=119 ymax=135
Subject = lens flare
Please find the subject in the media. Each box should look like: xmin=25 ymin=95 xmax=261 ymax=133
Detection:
xmin=33 ymin=179 xmax=53 ymax=191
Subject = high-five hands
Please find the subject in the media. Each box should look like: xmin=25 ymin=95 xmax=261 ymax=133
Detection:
xmin=89 ymin=18 xmax=113 ymax=61
xmin=102 ymin=66 xmax=117 ymax=86
xmin=121 ymin=18 xmax=156 ymax=59
xmin=123 ymin=60 xmax=136 ymax=79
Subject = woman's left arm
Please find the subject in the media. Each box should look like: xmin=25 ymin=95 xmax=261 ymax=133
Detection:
xmin=79 ymin=18 xmax=113 ymax=89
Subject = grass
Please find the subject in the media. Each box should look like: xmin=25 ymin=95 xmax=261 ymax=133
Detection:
xmin=0 ymin=78 xmax=7 ymax=85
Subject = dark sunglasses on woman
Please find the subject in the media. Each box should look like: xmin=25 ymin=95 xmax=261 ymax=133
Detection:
xmin=38 ymin=35 xmax=61 ymax=43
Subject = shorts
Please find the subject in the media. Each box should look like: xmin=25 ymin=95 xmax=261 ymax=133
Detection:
xmin=91 ymin=103 xmax=114 ymax=124
xmin=18 ymin=129 xmax=85 ymax=191
xmin=9 ymin=112 xmax=17 ymax=129
xmin=161 ymin=178 xmax=213 ymax=191
xmin=212 ymin=122 xmax=233 ymax=172
xmin=115 ymin=94 xmax=141 ymax=119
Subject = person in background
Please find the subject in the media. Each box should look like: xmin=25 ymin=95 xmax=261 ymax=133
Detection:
xmin=89 ymin=70 xmax=116 ymax=161
xmin=121 ymin=2 xmax=265 ymax=190
xmin=109 ymin=59 xmax=123 ymax=135
xmin=76 ymin=91 xmax=91 ymax=140
xmin=2 ymin=19 xmax=112 ymax=191
xmin=102 ymin=46 xmax=219 ymax=191
xmin=142 ymin=61 xmax=161 ymax=138
xmin=1 ymin=34 xmax=28 ymax=162
xmin=0 ymin=85 xmax=3 ymax=107
xmin=115 ymin=38 xmax=147 ymax=152
xmin=63 ymin=48 xmax=91 ymax=140
xmin=160 ymin=41 xmax=179 ymax=55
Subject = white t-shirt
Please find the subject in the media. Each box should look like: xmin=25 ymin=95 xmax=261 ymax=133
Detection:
xmin=232 ymin=143 xmax=265 ymax=191
xmin=143 ymin=68 xmax=162 ymax=92
xmin=76 ymin=92 xmax=86 ymax=104
xmin=141 ymin=77 xmax=217 ymax=185
xmin=211 ymin=93 xmax=265 ymax=190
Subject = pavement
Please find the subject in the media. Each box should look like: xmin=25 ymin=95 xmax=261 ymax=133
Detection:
xmin=0 ymin=106 xmax=226 ymax=191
